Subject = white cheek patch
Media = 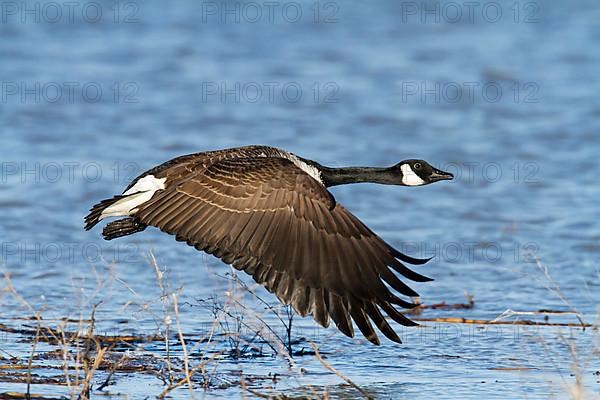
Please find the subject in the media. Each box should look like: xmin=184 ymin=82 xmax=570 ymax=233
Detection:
xmin=400 ymin=164 xmax=426 ymax=186
xmin=100 ymin=175 xmax=166 ymax=219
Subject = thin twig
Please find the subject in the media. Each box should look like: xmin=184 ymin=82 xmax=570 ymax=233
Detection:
xmin=173 ymin=293 xmax=194 ymax=396
xmin=533 ymin=258 xmax=586 ymax=327
xmin=26 ymin=313 xmax=42 ymax=399
xmin=412 ymin=317 xmax=593 ymax=327
xmin=308 ymin=341 xmax=373 ymax=400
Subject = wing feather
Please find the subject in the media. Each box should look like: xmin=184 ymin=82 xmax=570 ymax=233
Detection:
xmin=365 ymin=303 xmax=402 ymax=343
xmin=349 ymin=298 xmax=379 ymax=345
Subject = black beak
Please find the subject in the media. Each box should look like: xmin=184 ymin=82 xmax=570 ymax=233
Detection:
xmin=430 ymin=168 xmax=454 ymax=182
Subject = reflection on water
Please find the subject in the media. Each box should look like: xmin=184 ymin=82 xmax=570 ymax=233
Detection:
xmin=0 ymin=0 xmax=599 ymax=398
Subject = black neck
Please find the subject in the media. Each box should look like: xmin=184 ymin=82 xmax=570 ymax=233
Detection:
xmin=319 ymin=165 xmax=397 ymax=187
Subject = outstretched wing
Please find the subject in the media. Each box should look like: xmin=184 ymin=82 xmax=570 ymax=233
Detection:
xmin=134 ymin=156 xmax=431 ymax=344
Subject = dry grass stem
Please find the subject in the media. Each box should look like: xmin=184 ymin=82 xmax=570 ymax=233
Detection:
xmin=309 ymin=341 xmax=373 ymax=400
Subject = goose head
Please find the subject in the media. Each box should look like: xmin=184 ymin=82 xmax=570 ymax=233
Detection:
xmin=393 ymin=159 xmax=454 ymax=186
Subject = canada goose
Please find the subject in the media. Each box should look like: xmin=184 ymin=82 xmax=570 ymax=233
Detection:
xmin=85 ymin=145 xmax=453 ymax=345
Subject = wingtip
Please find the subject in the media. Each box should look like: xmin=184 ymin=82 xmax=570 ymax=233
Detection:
xmin=389 ymin=258 xmax=435 ymax=283
xmin=389 ymin=335 xmax=403 ymax=344
xmin=390 ymin=247 xmax=434 ymax=265
xmin=366 ymin=334 xmax=381 ymax=346
xmin=388 ymin=294 xmax=420 ymax=309
xmin=408 ymin=255 xmax=434 ymax=265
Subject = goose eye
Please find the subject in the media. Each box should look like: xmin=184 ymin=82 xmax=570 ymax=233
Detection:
xmin=413 ymin=162 xmax=422 ymax=170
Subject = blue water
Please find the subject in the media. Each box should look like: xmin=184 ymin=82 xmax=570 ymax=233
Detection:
xmin=1 ymin=0 xmax=599 ymax=398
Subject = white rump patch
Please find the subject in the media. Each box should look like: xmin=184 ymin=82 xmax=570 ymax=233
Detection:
xmin=122 ymin=175 xmax=166 ymax=196
xmin=400 ymin=164 xmax=425 ymax=186
xmin=285 ymin=153 xmax=324 ymax=185
xmin=100 ymin=175 xmax=166 ymax=219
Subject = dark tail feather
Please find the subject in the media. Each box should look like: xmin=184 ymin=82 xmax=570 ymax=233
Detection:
xmin=84 ymin=195 xmax=126 ymax=231
xmin=102 ymin=217 xmax=147 ymax=240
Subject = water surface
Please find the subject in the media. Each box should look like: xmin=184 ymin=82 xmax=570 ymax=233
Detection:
xmin=0 ymin=0 xmax=599 ymax=398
